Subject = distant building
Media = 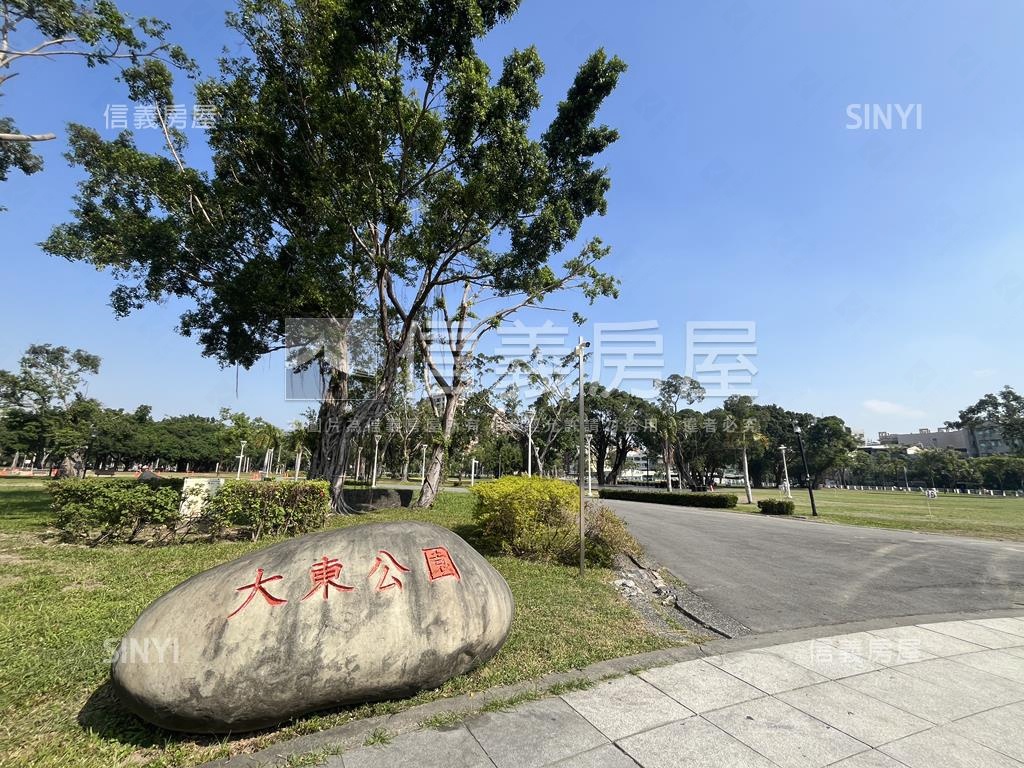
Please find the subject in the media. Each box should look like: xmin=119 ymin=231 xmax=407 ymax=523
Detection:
xmin=966 ymin=424 xmax=1016 ymax=457
xmin=878 ymin=427 xmax=969 ymax=454
xmin=877 ymin=424 xmax=1013 ymax=457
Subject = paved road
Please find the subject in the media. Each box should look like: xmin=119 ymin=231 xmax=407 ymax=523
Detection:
xmin=606 ymin=499 xmax=1024 ymax=634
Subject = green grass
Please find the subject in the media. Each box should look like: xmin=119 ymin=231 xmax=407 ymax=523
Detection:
xmin=740 ymin=487 xmax=1024 ymax=540
xmin=0 ymin=479 xmax=674 ymax=768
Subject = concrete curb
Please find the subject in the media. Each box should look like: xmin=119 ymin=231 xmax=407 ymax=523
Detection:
xmin=198 ymin=605 xmax=1024 ymax=767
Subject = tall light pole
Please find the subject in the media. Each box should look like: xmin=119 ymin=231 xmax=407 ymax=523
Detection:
xmin=236 ymin=440 xmax=247 ymax=480
xmin=779 ymin=445 xmax=793 ymax=499
xmin=371 ymin=434 xmax=381 ymax=489
xmin=470 ymin=458 xmax=477 ymax=486
xmin=576 ymin=337 xmax=590 ymax=577
xmin=792 ymin=422 xmax=818 ymax=516
xmin=526 ymin=409 xmax=535 ymax=477
xmin=420 ymin=444 xmax=427 ymax=482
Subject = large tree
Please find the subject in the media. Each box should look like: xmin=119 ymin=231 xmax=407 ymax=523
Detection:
xmin=948 ymin=386 xmax=1024 ymax=456
xmin=0 ymin=0 xmax=188 ymax=196
xmin=46 ymin=0 xmax=625 ymax=511
xmin=0 ymin=343 xmax=100 ymax=468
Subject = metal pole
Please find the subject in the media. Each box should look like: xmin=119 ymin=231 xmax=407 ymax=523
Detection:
xmin=586 ymin=434 xmax=593 ymax=497
xmin=470 ymin=458 xmax=476 ymax=486
xmin=577 ymin=337 xmax=589 ymax=577
xmin=356 ymin=445 xmax=362 ymax=482
xmin=294 ymin=447 xmax=302 ymax=480
xmin=779 ymin=445 xmax=792 ymax=498
xmin=793 ymin=423 xmax=818 ymax=516
xmin=371 ymin=435 xmax=381 ymax=489
xmin=741 ymin=434 xmax=753 ymax=504
xmin=527 ymin=411 xmax=534 ymax=477
xmin=421 ymin=444 xmax=426 ymax=481
xmin=236 ymin=440 xmax=247 ymax=480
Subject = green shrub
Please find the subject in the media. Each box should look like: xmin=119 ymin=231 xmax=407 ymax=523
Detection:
xmin=51 ymin=478 xmax=182 ymax=544
xmin=470 ymin=476 xmax=638 ymax=566
xmin=757 ymin=498 xmax=795 ymax=515
xmin=52 ymin=478 xmax=330 ymax=544
xmin=205 ymin=480 xmax=330 ymax=540
xmin=598 ymin=488 xmax=738 ymax=509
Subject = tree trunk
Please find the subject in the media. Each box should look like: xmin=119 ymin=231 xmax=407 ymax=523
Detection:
xmin=415 ymin=391 xmax=460 ymax=508
xmin=308 ymin=360 xmax=396 ymax=514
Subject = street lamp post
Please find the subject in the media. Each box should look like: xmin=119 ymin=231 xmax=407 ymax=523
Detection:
xmin=575 ymin=337 xmax=590 ymax=577
xmin=792 ymin=422 xmax=818 ymax=516
xmin=470 ymin=458 xmax=477 ymax=486
xmin=420 ymin=444 xmax=426 ymax=482
xmin=526 ymin=409 xmax=535 ymax=477
xmin=371 ymin=434 xmax=381 ymax=489
xmin=236 ymin=440 xmax=247 ymax=480
xmin=779 ymin=445 xmax=793 ymax=499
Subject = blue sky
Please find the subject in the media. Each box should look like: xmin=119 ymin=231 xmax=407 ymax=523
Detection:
xmin=2 ymin=0 xmax=1021 ymax=439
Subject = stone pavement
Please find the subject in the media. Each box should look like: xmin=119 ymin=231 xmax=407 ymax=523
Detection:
xmin=326 ymin=616 xmax=1024 ymax=768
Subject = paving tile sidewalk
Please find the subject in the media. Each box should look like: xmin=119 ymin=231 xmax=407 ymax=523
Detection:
xmin=327 ymin=616 xmax=1024 ymax=768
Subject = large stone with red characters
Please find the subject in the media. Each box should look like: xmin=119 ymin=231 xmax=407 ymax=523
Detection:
xmin=110 ymin=521 xmax=515 ymax=733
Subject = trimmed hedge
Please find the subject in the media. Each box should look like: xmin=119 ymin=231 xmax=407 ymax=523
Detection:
xmin=470 ymin=476 xmax=638 ymax=566
xmin=598 ymin=488 xmax=738 ymax=509
xmin=757 ymin=498 xmax=795 ymax=515
xmin=205 ymin=480 xmax=330 ymax=540
xmin=52 ymin=478 xmax=184 ymax=543
xmin=52 ymin=477 xmax=330 ymax=544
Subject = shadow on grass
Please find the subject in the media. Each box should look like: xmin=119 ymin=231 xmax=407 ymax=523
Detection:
xmin=77 ymin=681 xmax=231 ymax=751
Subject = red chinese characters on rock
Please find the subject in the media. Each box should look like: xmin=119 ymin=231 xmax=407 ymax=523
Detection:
xmin=422 ymin=547 xmax=461 ymax=582
xmin=368 ymin=550 xmax=410 ymax=591
xmin=302 ymin=556 xmax=355 ymax=601
xmin=227 ymin=568 xmax=288 ymax=619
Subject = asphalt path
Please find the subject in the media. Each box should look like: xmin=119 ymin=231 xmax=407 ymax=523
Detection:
xmin=605 ymin=499 xmax=1024 ymax=634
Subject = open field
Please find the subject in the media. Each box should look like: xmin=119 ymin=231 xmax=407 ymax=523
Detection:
xmin=0 ymin=479 xmax=678 ymax=768
xmin=745 ymin=486 xmax=1024 ymax=540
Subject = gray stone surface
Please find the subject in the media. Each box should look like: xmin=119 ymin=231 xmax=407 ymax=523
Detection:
xmin=839 ymin=668 xmax=990 ymax=723
xmin=704 ymin=649 xmax=828 ymax=693
xmin=761 ymin=638 xmax=881 ymax=679
xmin=605 ymin=498 xmax=1024 ymax=633
xmin=950 ymin=649 xmax=1024 ymax=686
xmin=465 ymin=697 xmax=606 ymax=768
xmin=949 ymin=701 xmax=1024 ymax=762
xmin=546 ymin=744 xmax=640 ymax=768
xmin=867 ymin=624 xmax=986 ymax=657
xmin=618 ymin=718 xmax=777 ymax=768
xmin=561 ymin=675 xmax=692 ymax=741
xmin=828 ymin=751 xmax=918 ymax=767
xmin=880 ymin=725 xmax=1024 ymax=768
xmin=777 ymin=681 xmax=931 ymax=747
xmin=819 ymin=631 xmax=937 ymax=666
xmin=703 ymin=696 xmax=868 ymax=768
xmin=639 ymin=658 xmax=764 ymax=713
xmin=112 ymin=521 xmax=514 ymax=732
xmin=970 ymin=616 xmax=1024 ymax=638
xmin=341 ymin=725 xmax=493 ymax=768
xmin=918 ymin=619 xmax=1024 ymax=649
xmin=893 ymin=658 xmax=1024 ymax=708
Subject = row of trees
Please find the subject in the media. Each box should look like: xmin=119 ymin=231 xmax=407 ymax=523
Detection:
xmin=0 ymin=344 xmax=298 ymax=473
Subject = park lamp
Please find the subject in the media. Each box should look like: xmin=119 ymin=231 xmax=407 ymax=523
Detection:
xmin=791 ymin=420 xmax=819 ymax=517
xmin=575 ymin=338 xmax=590 ymax=577
xmin=525 ymin=408 xmax=535 ymax=478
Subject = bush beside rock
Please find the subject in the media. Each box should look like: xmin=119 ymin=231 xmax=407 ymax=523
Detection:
xmin=471 ymin=476 xmax=638 ymax=566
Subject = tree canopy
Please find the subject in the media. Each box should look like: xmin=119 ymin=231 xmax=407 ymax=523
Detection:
xmin=44 ymin=0 xmax=627 ymax=509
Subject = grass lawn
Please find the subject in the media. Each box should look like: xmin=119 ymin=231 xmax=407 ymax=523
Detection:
xmin=741 ymin=487 xmax=1024 ymax=540
xmin=0 ymin=479 xmax=677 ymax=768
